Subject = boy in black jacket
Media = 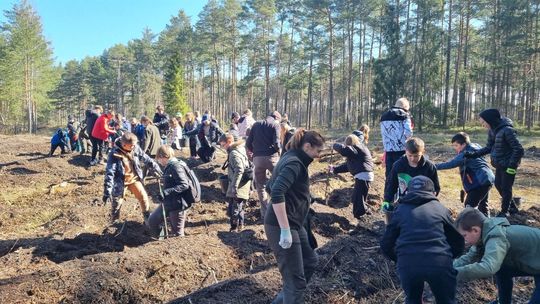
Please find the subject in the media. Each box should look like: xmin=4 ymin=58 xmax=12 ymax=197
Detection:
xmin=381 ymin=176 xmax=465 ymax=304
xmin=465 ymin=108 xmax=524 ymax=217
xmin=382 ymin=137 xmax=440 ymax=212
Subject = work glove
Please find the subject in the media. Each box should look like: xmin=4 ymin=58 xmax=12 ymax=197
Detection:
xmin=328 ymin=165 xmax=334 ymax=174
xmin=381 ymin=201 xmax=394 ymax=212
xmin=102 ymin=194 xmax=110 ymax=204
xmin=279 ymin=228 xmax=293 ymax=249
xmin=463 ymin=151 xmax=479 ymax=159
xmin=506 ymin=167 xmax=517 ymax=175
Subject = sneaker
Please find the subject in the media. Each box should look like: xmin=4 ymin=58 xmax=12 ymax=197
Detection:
xmin=89 ymin=159 xmax=99 ymax=166
xmin=143 ymin=211 xmax=150 ymax=226
xmin=229 ymin=226 xmax=237 ymax=232
xmin=237 ymin=224 xmax=244 ymax=232
xmin=509 ymin=205 xmax=519 ymax=215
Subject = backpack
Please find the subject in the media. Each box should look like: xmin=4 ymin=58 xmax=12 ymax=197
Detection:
xmin=175 ymin=160 xmax=201 ymax=205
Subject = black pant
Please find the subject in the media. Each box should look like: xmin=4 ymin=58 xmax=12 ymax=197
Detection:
xmin=496 ymin=265 xmax=540 ymax=304
xmin=465 ymin=184 xmax=491 ymax=216
xmin=227 ymin=198 xmax=245 ymax=229
xmin=90 ymin=136 xmax=104 ymax=161
xmin=495 ymin=166 xmax=517 ymax=213
xmin=49 ymin=143 xmax=66 ymax=155
xmin=265 ymin=224 xmax=318 ymax=304
xmin=352 ymin=179 xmax=370 ymax=219
xmin=385 ymin=151 xmax=405 ymax=179
xmin=398 ymin=264 xmax=457 ymax=304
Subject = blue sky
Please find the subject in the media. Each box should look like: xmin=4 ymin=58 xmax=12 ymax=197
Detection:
xmin=0 ymin=0 xmax=205 ymax=65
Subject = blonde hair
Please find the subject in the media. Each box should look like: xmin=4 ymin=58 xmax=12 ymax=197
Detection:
xmin=121 ymin=132 xmax=138 ymax=145
xmin=395 ymin=97 xmax=410 ymax=111
xmin=156 ymin=145 xmax=175 ymax=159
xmin=359 ymin=124 xmax=370 ymax=143
xmin=345 ymin=135 xmax=361 ymax=146
xmin=286 ymin=128 xmax=325 ymax=151
xmin=280 ymin=122 xmax=293 ymax=147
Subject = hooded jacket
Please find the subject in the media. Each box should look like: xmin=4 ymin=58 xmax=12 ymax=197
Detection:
xmin=383 ymin=155 xmax=440 ymax=203
xmin=380 ymin=184 xmax=464 ymax=265
xmin=477 ymin=109 xmax=524 ymax=169
xmin=454 ymin=217 xmax=540 ymax=281
xmin=436 ymin=143 xmax=495 ymax=192
xmin=332 ymin=143 xmax=373 ymax=176
xmin=162 ymin=158 xmax=191 ymax=213
xmin=103 ymin=141 xmax=162 ymax=197
xmin=380 ymin=107 xmax=413 ymax=152
xmin=51 ymin=128 xmax=69 ymax=146
xmin=86 ymin=110 xmax=99 ymax=138
xmin=226 ymin=141 xmax=251 ymax=200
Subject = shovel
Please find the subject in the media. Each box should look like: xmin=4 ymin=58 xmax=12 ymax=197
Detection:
xmin=157 ymin=179 xmax=169 ymax=239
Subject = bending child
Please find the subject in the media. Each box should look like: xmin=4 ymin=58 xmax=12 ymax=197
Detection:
xmin=436 ymin=132 xmax=494 ymax=216
xmin=329 ymin=126 xmax=374 ymax=232
xmin=454 ymin=208 xmax=540 ymax=304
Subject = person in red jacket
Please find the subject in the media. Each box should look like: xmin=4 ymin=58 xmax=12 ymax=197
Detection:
xmin=90 ymin=109 xmax=116 ymax=166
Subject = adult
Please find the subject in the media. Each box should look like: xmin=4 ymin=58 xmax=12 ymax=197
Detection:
xmin=87 ymin=105 xmax=103 ymax=165
xmin=183 ymin=112 xmax=199 ymax=158
xmin=380 ymin=97 xmax=413 ymax=179
xmin=91 ymin=108 xmax=116 ymax=166
xmin=140 ymin=116 xmax=161 ymax=158
xmin=246 ymin=111 xmax=282 ymax=219
xmin=465 ymin=108 xmax=524 ymax=217
xmin=238 ymin=109 xmax=255 ymax=139
xmin=191 ymin=115 xmax=224 ymax=163
xmin=264 ymin=129 xmax=325 ymax=304
xmin=153 ymin=104 xmax=170 ymax=142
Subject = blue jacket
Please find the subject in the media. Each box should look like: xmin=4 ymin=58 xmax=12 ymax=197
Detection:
xmin=133 ymin=124 xmax=145 ymax=145
xmin=51 ymin=128 xmax=69 ymax=146
xmin=436 ymin=143 xmax=495 ymax=192
xmin=103 ymin=141 xmax=162 ymax=197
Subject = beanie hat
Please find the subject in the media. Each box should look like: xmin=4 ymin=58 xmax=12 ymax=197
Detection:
xmin=479 ymin=108 xmax=502 ymax=129
xmin=408 ymin=176 xmax=435 ymax=193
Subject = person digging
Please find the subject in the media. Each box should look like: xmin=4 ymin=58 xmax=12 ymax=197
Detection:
xmin=102 ymin=132 xmax=162 ymax=224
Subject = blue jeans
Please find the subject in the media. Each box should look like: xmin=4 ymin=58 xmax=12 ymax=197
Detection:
xmin=496 ymin=265 xmax=540 ymax=304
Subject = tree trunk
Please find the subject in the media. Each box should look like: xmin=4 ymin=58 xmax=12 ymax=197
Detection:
xmin=443 ymin=0 xmax=453 ymax=127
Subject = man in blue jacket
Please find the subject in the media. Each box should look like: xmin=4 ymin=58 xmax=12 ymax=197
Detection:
xmin=436 ymin=132 xmax=494 ymax=216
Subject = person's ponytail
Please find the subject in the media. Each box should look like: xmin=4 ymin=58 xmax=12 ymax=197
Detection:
xmin=285 ymin=128 xmax=325 ymax=151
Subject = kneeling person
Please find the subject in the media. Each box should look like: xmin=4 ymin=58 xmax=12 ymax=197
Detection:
xmin=454 ymin=208 xmax=540 ymax=304
xmin=103 ymin=132 xmax=162 ymax=223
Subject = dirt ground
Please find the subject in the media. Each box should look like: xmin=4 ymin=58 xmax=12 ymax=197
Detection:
xmin=0 ymin=134 xmax=539 ymax=304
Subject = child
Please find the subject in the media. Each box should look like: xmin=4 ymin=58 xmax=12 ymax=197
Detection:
xmin=436 ymin=132 xmax=494 ymax=216
xmin=465 ymin=108 xmax=524 ymax=217
xmin=381 ymin=176 xmax=465 ymax=304
xmin=102 ymin=132 xmax=163 ymax=223
xmin=453 ymin=208 xmax=540 ymax=304
xmin=329 ymin=130 xmax=374 ymax=229
xmin=147 ymin=145 xmax=194 ymax=237
xmin=49 ymin=128 xmax=70 ymax=156
xmin=168 ymin=117 xmax=183 ymax=151
xmin=382 ymin=137 xmax=440 ymax=211
xmin=219 ymin=134 xmax=252 ymax=232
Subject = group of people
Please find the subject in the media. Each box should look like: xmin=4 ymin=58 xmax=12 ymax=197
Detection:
xmin=47 ymin=98 xmax=539 ymax=304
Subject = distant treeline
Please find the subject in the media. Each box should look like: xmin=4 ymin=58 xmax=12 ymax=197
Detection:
xmin=1 ymin=0 xmax=539 ymax=134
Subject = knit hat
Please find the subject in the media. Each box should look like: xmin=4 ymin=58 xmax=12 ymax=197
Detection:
xmin=479 ymin=108 xmax=502 ymax=129
xmin=408 ymin=176 xmax=435 ymax=193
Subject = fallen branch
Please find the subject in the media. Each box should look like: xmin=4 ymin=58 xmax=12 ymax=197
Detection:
xmin=322 ymin=246 xmax=345 ymax=270
xmin=392 ymin=291 xmax=404 ymax=304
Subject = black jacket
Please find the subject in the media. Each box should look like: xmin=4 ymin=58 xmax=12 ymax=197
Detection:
xmin=383 ymin=155 xmax=440 ymax=202
xmin=153 ymin=112 xmax=170 ymax=136
xmin=86 ymin=111 xmax=99 ymax=139
xmin=477 ymin=117 xmax=524 ymax=169
xmin=380 ymin=190 xmax=464 ymax=265
xmin=246 ymin=117 xmax=281 ymax=157
xmin=332 ymin=143 xmax=373 ymax=175
xmin=162 ymin=159 xmax=191 ymax=213
xmin=265 ymin=149 xmax=313 ymax=230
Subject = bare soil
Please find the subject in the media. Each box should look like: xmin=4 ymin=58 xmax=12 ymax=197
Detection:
xmin=0 ymin=134 xmax=539 ymax=304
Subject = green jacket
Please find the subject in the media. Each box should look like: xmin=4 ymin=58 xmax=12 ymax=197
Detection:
xmin=454 ymin=217 xmax=540 ymax=281
xmin=226 ymin=141 xmax=251 ymax=200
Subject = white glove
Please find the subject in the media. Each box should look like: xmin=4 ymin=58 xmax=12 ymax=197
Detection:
xmin=279 ymin=228 xmax=293 ymax=249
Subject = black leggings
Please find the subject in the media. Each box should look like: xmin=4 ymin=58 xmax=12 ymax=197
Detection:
xmin=90 ymin=136 xmax=104 ymax=161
